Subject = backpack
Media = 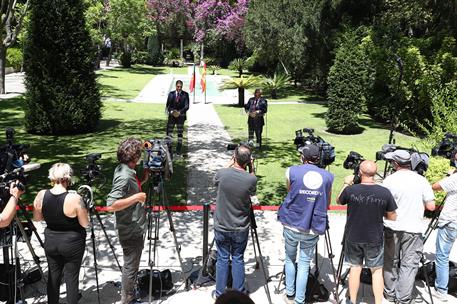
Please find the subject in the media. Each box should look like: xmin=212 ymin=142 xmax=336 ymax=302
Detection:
xmin=416 ymin=261 xmax=457 ymax=292
xmin=305 ymin=272 xmax=330 ymax=302
xmin=136 ymin=268 xmax=173 ymax=297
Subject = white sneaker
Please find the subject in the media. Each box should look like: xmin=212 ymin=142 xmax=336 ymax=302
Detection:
xmin=432 ymin=288 xmax=448 ymax=302
xmin=282 ymin=293 xmax=294 ymax=304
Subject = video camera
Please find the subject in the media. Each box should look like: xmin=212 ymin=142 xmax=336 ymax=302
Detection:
xmin=431 ymin=133 xmax=457 ymax=167
xmin=294 ymin=128 xmax=335 ymax=169
xmin=81 ymin=153 xmax=102 ymax=184
xmin=0 ymin=128 xmax=39 ymax=208
xmin=376 ymin=144 xmax=429 ymax=176
xmin=226 ymin=141 xmax=255 ymax=174
xmin=143 ymin=137 xmax=173 ymax=179
xmin=343 ymin=151 xmax=365 ymax=184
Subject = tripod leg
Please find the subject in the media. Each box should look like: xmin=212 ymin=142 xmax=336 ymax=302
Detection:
xmin=420 ymin=256 xmax=434 ymax=304
xmin=18 ymin=205 xmax=44 ymax=248
xmin=92 ymin=209 xmax=122 ymax=272
xmin=14 ymin=217 xmax=44 ymax=278
xmin=88 ymin=213 xmax=101 ymax=304
xmin=251 ymin=227 xmax=259 ymax=269
xmin=324 ymin=230 xmax=340 ymax=303
xmin=164 ymin=206 xmax=185 ymax=276
xmin=274 ymin=266 xmax=284 ymax=294
xmin=251 ymin=226 xmax=273 ymax=304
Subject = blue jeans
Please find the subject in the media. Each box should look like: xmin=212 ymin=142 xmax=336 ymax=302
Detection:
xmin=214 ymin=229 xmax=249 ymax=297
xmin=435 ymin=222 xmax=457 ymax=294
xmin=283 ymin=227 xmax=319 ymax=304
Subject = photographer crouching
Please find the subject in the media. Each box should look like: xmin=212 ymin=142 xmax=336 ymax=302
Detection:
xmin=278 ymin=144 xmax=334 ymax=304
xmin=337 ymin=160 xmax=397 ymax=304
xmin=106 ymin=138 xmax=147 ymax=304
xmin=0 ymin=182 xmax=25 ymax=228
xmin=32 ymin=163 xmax=89 ymax=304
xmin=212 ymin=144 xmax=257 ymax=299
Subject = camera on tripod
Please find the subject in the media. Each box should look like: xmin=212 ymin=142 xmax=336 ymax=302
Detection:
xmin=376 ymin=144 xmax=429 ymax=176
xmin=0 ymin=128 xmax=38 ymax=208
xmin=81 ymin=153 xmax=102 ymax=184
xmin=226 ymin=141 xmax=255 ymax=173
xmin=431 ymin=133 xmax=457 ymax=167
xmin=293 ymin=128 xmax=335 ymax=169
xmin=143 ymin=137 xmax=173 ymax=179
xmin=343 ymin=151 xmax=365 ymax=184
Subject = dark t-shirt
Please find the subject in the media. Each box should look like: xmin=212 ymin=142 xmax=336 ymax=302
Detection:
xmin=339 ymin=184 xmax=397 ymax=244
xmin=213 ymin=168 xmax=257 ymax=232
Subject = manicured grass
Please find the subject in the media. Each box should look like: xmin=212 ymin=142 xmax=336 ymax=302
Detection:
xmin=0 ymin=97 xmax=187 ymax=205
xmin=215 ymin=103 xmax=420 ymax=205
xmin=97 ymin=64 xmax=166 ymax=99
xmin=97 ymin=64 xmax=239 ymax=100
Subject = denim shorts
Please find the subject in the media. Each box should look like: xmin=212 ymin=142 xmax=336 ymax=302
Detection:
xmin=344 ymin=240 xmax=384 ymax=268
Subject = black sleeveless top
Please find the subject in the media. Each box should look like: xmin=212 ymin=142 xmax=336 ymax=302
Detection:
xmin=42 ymin=190 xmax=85 ymax=233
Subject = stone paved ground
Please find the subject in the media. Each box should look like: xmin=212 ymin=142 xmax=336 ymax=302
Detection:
xmin=5 ymin=212 xmax=456 ymax=304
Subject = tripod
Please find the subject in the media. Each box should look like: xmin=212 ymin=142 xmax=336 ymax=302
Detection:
xmin=145 ymin=172 xmax=185 ymax=304
xmin=275 ymin=228 xmax=340 ymax=303
xmin=78 ymin=183 xmax=122 ymax=304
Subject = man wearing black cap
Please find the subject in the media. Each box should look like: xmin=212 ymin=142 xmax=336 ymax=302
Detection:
xmin=382 ymin=150 xmax=436 ymax=304
xmin=278 ymin=144 xmax=334 ymax=304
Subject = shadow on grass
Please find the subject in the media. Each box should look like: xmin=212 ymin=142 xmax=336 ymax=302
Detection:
xmin=0 ymin=97 xmax=187 ymax=205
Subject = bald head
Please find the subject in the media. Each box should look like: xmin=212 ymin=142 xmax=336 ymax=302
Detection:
xmin=359 ymin=160 xmax=377 ymax=177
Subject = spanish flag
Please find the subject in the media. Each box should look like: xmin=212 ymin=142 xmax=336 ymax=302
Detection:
xmin=189 ymin=66 xmax=196 ymax=93
xmin=200 ymin=61 xmax=206 ymax=93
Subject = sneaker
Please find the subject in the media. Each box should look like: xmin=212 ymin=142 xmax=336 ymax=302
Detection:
xmin=431 ymin=288 xmax=448 ymax=302
xmin=211 ymin=290 xmax=218 ymax=300
xmin=384 ymin=291 xmax=396 ymax=303
xmin=283 ymin=293 xmax=294 ymax=304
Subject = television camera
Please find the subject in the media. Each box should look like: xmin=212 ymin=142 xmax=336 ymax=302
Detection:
xmin=431 ymin=133 xmax=457 ymax=167
xmin=226 ymin=141 xmax=256 ymax=174
xmin=294 ymin=128 xmax=335 ymax=169
xmin=143 ymin=137 xmax=173 ymax=179
xmin=376 ymin=144 xmax=429 ymax=176
xmin=343 ymin=151 xmax=365 ymax=184
xmin=0 ymin=128 xmax=39 ymax=208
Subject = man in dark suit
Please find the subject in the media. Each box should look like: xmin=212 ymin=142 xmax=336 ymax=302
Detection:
xmin=244 ymin=89 xmax=268 ymax=148
xmin=166 ymin=80 xmax=189 ymax=155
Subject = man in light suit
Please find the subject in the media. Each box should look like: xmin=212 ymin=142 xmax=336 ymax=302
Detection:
xmin=166 ymin=80 xmax=189 ymax=155
xmin=244 ymin=89 xmax=267 ymax=148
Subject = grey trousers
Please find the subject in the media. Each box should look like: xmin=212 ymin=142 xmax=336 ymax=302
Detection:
xmin=120 ymin=235 xmax=144 ymax=304
xmin=383 ymin=228 xmax=423 ymax=304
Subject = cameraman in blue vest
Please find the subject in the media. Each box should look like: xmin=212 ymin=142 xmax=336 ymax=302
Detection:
xmin=278 ymin=144 xmax=334 ymax=304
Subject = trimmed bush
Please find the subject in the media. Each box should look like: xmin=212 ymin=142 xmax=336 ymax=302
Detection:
xmin=6 ymin=48 xmax=23 ymax=71
xmin=23 ymin=0 xmax=101 ymax=135
xmin=325 ymin=28 xmax=374 ymax=134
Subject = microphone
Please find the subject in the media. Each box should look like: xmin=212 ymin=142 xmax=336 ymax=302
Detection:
xmin=21 ymin=163 xmax=41 ymax=173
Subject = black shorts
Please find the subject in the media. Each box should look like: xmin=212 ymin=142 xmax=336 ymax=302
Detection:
xmin=344 ymin=240 xmax=384 ymax=268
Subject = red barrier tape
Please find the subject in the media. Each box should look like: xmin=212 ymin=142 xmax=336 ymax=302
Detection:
xmin=18 ymin=204 xmax=347 ymax=212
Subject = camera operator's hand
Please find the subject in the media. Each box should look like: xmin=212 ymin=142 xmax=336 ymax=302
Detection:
xmin=10 ymin=181 xmax=25 ymax=200
xmin=134 ymin=192 xmax=147 ymax=204
xmin=344 ymin=175 xmax=355 ymax=186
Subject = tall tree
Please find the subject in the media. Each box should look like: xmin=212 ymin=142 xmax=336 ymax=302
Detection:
xmin=24 ymin=0 xmax=101 ymax=135
xmin=0 ymin=0 xmax=30 ymax=94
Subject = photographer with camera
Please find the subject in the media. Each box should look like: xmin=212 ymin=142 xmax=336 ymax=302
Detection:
xmin=430 ymin=155 xmax=457 ymax=302
xmin=337 ymin=160 xmax=397 ymax=304
xmin=106 ymin=138 xmax=147 ymax=304
xmin=32 ymin=163 xmax=89 ymax=304
xmin=166 ymin=80 xmax=189 ymax=155
xmin=382 ymin=150 xmax=436 ymax=304
xmin=0 ymin=182 xmax=24 ymax=228
xmin=244 ymin=89 xmax=267 ymax=148
xmin=277 ymin=144 xmax=333 ymax=304
xmin=212 ymin=144 xmax=257 ymax=299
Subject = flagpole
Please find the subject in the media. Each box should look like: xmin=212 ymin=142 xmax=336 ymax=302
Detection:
xmin=193 ymin=63 xmax=196 ymax=104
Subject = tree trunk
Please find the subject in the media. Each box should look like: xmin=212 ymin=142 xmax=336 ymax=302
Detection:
xmin=238 ymin=87 xmax=245 ymax=107
xmin=0 ymin=46 xmax=6 ymax=94
xmin=271 ymin=89 xmax=277 ymax=99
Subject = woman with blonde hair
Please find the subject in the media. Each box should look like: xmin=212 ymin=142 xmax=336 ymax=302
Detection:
xmin=33 ymin=163 xmax=89 ymax=304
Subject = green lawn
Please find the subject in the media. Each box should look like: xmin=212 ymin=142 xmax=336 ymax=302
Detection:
xmin=0 ymin=98 xmax=187 ymax=205
xmin=215 ymin=103 xmax=421 ymax=205
xmin=97 ymin=64 xmax=239 ymax=100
